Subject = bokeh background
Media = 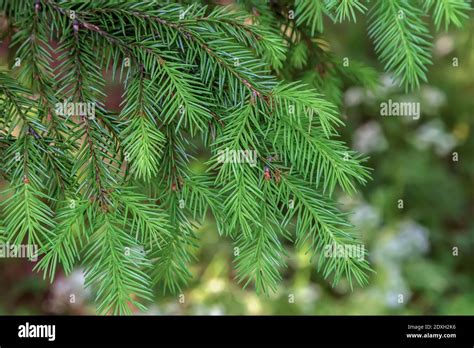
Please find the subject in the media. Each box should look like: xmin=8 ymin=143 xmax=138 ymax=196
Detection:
xmin=0 ymin=4 xmax=472 ymax=315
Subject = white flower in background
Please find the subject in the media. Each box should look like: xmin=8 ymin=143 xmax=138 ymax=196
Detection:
xmin=349 ymin=202 xmax=382 ymax=230
xmin=142 ymin=304 xmax=161 ymax=315
xmin=434 ymin=34 xmax=454 ymax=57
xmin=380 ymin=221 xmax=430 ymax=261
xmin=48 ymin=269 xmax=91 ymax=313
xmin=386 ymin=289 xmax=410 ymax=308
xmin=208 ymin=305 xmax=225 ymax=315
xmin=413 ymin=119 xmax=457 ymax=156
xmin=294 ymin=285 xmax=321 ymax=311
xmin=194 ymin=304 xmax=225 ymax=315
xmin=344 ymin=87 xmax=365 ymax=107
xmin=377 ymin=73 xmax=398 ymax=95
xmin=353 ymin=121 xmax=388 ymax=154
xmin=421 ymin=86 xmax=446 ymax=110
xmin=162 ymin=302 xmax=181 ymax=314
xmin=397 ymin=221 xmax=430 ymax=254
xmin=371 ymin=221 xmax=430 ymax=309
xmin=367 ymin=264 xmax=411 ymax=309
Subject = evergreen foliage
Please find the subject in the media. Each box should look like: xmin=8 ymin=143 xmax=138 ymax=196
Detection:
xmin=0 ymin=0 xmax=470 ymax=314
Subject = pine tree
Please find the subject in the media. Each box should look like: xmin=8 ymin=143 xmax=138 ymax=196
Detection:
xmin=0 ymin=0 xmax=470 ymax=314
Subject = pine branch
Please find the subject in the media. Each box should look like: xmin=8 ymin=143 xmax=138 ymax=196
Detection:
xmin=83 ymin=210 xmax=153 ymax=314
xmin=34 ymin=197 xmax=89 ymax=279
xmin=111 ymin=188 xmax=171 ymax=251
xmin=234 ymin=182 xmax=288 ymax=294
xmin=194 ymin=6 xmax=287 ymax=69
xmin=368 ymin=0 xmax=433 ymax=91
xmin=326 ymin=0 xmax=367 ymax=23
xmin=181 ymin=175 xmax=224 ymax=235
xmin=295 ymin=0 xmax=329 ymax=35
xmin=1 ymin=182 xmax=55 ymax=249
xmin=6 ymin=0 xmax=463 ymax=312
xmin=269 ymin=83 xmax=370 ymax=194
xmin=280 ymin=174 xmax=372 ymax=287
xmin=151 ymin=194 xmax=197 ymax=293
xmin=120 ymin=70 xmax=166 ymax=182
xmin=424 ymin=0 xmax=471 ymax=31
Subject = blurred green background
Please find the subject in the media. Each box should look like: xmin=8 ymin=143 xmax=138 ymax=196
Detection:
xmin=0 ymin=5 xmax=472 ymax=315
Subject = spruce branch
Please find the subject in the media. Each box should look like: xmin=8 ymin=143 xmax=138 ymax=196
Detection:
xmin=280 ymin=174 xmax=371 ymax=288
xmin=234 ymin=182 xmax=288 ymax=294
xmin=295 ymin=0 xmax=329 ymax=35
xmin=424 ymin=0 xmax=471 ymax=31
xmin=326 ymin=0 xmax=367 ymax=23
xmin=83 ymin=209 xmax=153 ymax=315
xmin=368 ymin=0 xmax=433 ymax=91
xmin=34 ymin=197 xmax=89 ymax=279
xmin=0 ymin=0 xmax=466 ymax=313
